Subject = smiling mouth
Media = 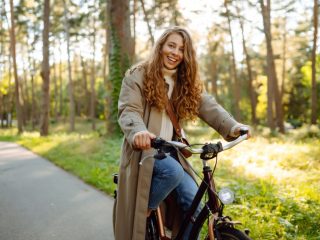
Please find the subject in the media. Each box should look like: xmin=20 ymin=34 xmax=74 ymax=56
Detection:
xmin=167 ymin=56 xmax=178 ymax=63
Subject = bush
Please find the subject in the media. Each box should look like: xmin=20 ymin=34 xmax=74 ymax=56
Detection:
xmin=289 ymin=124 xmax=320 ymax=140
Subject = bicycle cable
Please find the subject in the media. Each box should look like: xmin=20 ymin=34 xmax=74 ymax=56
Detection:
xmin=169 ymin=143 xmax=221 ymax=200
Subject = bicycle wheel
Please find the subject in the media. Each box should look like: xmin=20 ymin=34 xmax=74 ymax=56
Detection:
xmin=215 ymin=225 xmax=252 ymax=240
xmin=191 ymin=214 xmax=252 ymax=240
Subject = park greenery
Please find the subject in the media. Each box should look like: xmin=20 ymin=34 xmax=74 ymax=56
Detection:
xmin=0 ymin=0 xmax=319 ymax=135
xmin=0 ymin=0 xmax=320 ymax=239
xmin=0 ymin=120 xmax=320 ymax=239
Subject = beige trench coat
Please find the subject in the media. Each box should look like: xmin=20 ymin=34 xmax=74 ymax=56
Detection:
xmin=113 ymin=67 xmax=239 ymax=240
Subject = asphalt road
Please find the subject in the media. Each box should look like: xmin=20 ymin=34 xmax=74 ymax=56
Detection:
xmin=0 ymin=142 xmax=115 ymax=240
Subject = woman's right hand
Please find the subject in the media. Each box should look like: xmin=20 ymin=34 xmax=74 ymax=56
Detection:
xmin=133 ymin=130 xmax=156 ymax=150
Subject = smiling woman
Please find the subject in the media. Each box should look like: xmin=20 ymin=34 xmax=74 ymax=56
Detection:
xmin=114 ymin=26 xmax=250 ymax=240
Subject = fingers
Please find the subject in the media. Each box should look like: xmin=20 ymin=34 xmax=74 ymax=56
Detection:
xmin=133 ymin=131 xmax=156 ymax=150
xmin=235 ymin=125 xmax=252 ymax=139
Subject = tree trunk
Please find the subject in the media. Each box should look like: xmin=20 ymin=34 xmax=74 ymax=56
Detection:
xmin=59 ymin=37 xmax=63 ymax=117
xmin=23 ymin=51 xmax=31 ymax=124
xmin=224 ymin=0 xmax=241 ymax=121
xmin=40 ymin=0 xmax=51 ymax=136
xmin=210 ymin=60 xmax=218 ymax=98
xmin=80 ymin=54 xmax=90 ymax=116
xmin=132 ymin=0 xmax=137 ymax=60
xmin=311 ymin=0 xmax=318 ymax=124
xmin=237 ymin=3 xmax=257 ymax=125
xmin=90 ymin=3 xmax=97 ymax=130
xmin=18 ymin=77 xmax=26 ymax=126
xmin=31 ymin=70 xmax=36 ymax=130
xmin=27 ymin=39 xmax=36 ymax=129
xmin=0 ymin=3 xmax=5 ymax=83
xmin=280 ymin=17 xmax=287 ymax=101
xmin=9 ymin=0 xmax=23 ymax=134
xmin=63 ymin=0 xmax=75 ymax=131
xmin=108 ymin=0 xmax=132 ymax=135
xmin=140 ymin=0 xmax=154 ymax=45
xmin=103 ymin=1 xmax=110 ymax=132
xmin=53 ymin=57 xmax=58 ymax=122
xmin=260 ymin=0 xmax=284 ymax=133
xmin=2 ymin=0 xmax=13 ymax=127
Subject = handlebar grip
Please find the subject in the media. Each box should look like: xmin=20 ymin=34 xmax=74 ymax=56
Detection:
xmin=151 ymin=137 xmax=166 ymax=149
xmin=239 ymin=127 xmax=249 ymax=136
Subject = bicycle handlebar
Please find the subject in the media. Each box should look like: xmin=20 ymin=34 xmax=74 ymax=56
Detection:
xmin=165 ymin=134 xmax=248 ymax=154
xmin=151 ymin=132 xmax=248 ymax=160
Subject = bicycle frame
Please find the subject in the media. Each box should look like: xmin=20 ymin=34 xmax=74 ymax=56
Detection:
xmin=146 ymin=134 xmax=250 ymax=240
xmin=155 ymin=161 xmax=222 ymax=240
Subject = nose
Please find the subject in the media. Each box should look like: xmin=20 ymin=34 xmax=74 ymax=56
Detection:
xmin=171 ymin=47 xmax=179 ymax=56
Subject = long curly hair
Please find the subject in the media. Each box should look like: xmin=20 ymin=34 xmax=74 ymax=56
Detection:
xmin=142 ymin=26 xmax=203 ymax=120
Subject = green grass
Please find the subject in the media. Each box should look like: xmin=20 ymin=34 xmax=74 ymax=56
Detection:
xmin=0 ymin=123 xmax=319 ymax=239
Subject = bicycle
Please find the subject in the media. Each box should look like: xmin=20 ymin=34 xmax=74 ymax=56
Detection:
xmin=114 ymin=131 xmax=252 ymax=240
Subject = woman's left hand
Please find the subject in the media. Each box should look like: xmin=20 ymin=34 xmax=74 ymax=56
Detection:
xmin=234 ymin=125 xmax=251 ymax=139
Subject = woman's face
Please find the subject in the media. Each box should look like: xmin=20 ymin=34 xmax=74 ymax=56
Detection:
xmin=161 ymin=33 xmax=184 ymax=70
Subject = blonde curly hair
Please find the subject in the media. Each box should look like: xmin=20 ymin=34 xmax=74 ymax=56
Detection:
xmin=143 ymin=26 xmax=203 ymax=120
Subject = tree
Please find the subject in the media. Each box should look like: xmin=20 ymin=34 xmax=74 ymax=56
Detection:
xmin=224 ymin=0 xmax=241 ymax=121
xmin=63 ymin=0 xmax=75 ymax=131
xmin=1 ymin=0 xmax=13 ymax=127
xmin=9 ymin=0 xmax=23 ymax=134
xmin=89 ymin=1 xmax=97 ymax=130
xmin=139 ymin=0 xmax=154 ymax=45
xmin=236 ymin=2 xmax=257 ymax=125
xmin=311 ymin=0 xmax=318 ymax=124
xmin=107 ymin=0 xmax=133 ymax=135
xmin=40 ymin=0 xmax=51 ymax=136
xmin=260 ymin=0 xmax=285 ymax=133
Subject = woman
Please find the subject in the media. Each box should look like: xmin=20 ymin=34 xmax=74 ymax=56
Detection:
xmin=114 ymin=26 xmax=249 ymax=240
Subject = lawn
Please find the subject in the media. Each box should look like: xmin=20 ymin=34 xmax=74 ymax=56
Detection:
xmin=0 ymin=122 xmax=319 ymax=239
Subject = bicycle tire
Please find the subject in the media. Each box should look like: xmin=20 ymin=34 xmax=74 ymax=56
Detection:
xmin=215 ymin=225 xmax=252 ymax=240
xmin=190 ymin=213 xmax=252 ymax=240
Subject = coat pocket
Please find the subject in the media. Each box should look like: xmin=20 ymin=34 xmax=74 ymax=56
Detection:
xmin=120 ymin=143 xmax=134 ymax=168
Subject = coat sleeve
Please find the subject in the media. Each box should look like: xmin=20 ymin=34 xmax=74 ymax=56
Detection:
xmin=118 ymin=70 xmax=147 ymax=147
xmin=198 ymin=92 xmax=240 ymax=141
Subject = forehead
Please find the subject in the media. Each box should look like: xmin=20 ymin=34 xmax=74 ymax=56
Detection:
xmin=165 ymin=33 xmax=184 ymax=47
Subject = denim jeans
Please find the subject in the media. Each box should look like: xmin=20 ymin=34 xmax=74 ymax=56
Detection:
xmin=148 ymin=154 xmax=201 ymax=239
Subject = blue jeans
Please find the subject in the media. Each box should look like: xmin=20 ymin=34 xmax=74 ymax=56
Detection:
xmin=148 ymin=154 xmax=201 ymax=239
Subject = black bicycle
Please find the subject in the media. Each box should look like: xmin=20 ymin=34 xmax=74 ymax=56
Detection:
xmin=114 ymin=131 xmax=252 ymax=240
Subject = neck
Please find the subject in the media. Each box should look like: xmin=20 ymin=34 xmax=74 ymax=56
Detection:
xmin=162 ymin=67 xmax=177 ymax=78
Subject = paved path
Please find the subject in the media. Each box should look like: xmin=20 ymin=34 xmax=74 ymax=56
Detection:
xmin=0 ymin=142 xmax=114 ymax=240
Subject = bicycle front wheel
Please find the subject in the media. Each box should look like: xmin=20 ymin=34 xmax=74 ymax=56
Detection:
xmin=215 ymin=225 xmax=252 ymax=240
xmin=191 ymin=216 xmax=252 ymax=240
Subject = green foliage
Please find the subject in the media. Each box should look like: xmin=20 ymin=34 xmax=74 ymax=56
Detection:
xmin=287 ymin=55 xmax=320 ymax=125
xmin=255 ymin=75 xmax=268 ymax=123
xmin=108 ymin=26 xmax=127 ymax=136
xmin=1 ymin=122 xmax=320 ymax=239
xmin=287 ymin=124 xmax=320 ymax=140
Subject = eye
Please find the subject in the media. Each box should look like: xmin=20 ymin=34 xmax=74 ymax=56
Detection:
xmin=179 ymin=48 xmax=184 ymax=52
xmin=168 ymin=43 xmax=175 ymax=48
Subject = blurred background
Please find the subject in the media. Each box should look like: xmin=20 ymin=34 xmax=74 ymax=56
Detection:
xmin=0 ymin=1 xmax=319 ymax=239
xmin=0 ymin=0 xmax=319 ymax=134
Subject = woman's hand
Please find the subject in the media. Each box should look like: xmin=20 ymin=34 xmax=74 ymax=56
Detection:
xmin=133 ymin=130 xmax=156 ymax=150
xmin=234 ymin=125 xmax=251 ymax=139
